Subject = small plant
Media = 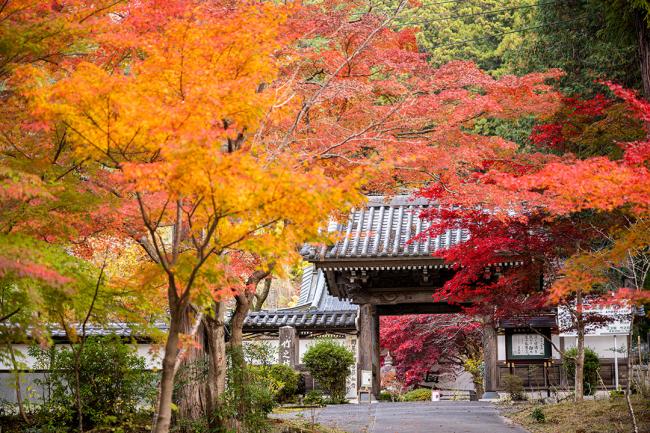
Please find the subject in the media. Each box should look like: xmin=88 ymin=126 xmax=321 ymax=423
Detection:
xmin=609 ymin=389 xmax=625 ymax=399
xmin=502 ymin=374 xmax=526 ymax=401
xmin=244 ymin=341 xmax=277 ymax=366
xmin=381 ymin=370 xmax=406 ymax=402
xmin=530 ymin=407 xmax=546 ymax=423
xmin=210 ymin=349 xmax=279 ymax=433
xmin=304 ymin=389 xmax=325 ymax=407
xmin=302 ymin=339 xmax=354 ymax=403
xmin=401 ymin=388 xmax=432 ymax=401
xmin=268 ymin=364 xmax=300 ymax=403
xmin=563 ymin=347 xmax=600 ymax=395
xmin=463 ymin=356 xmax=484 ymax=397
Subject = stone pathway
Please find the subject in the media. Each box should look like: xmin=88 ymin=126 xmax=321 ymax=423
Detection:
xmin=272 ymin=401 xmax=529 ymax=433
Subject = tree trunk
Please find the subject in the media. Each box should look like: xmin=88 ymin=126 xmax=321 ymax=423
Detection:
xmin=74 ymin=354 xmax=84 ymax=433
xmin=8 ymin=344 xmax=29 ymax=424
xmin=575 ymin=290 xmax=585 ymax=402
xmin=232 ymin=270 xmax=271 ymax=348
xmin=204 ymin=302 xmax=227 ymax=430
xmin=228 ymin=273 xmax=268 ymax=430
xmin=253 ymin=277 xmax=272 ymax=311
xmin=481 ymin=317 xmax=498 ymax=398
xmin=153 ymin=312 xmax=182 ymax=433
xmin=634 ymin=10 xmax=650 ymax=98
xmin=230 ymin=294 xmax=251 ymax=349
xmin=176 ymin=306 xmax=209 ymax=429
xmin=625 ymin=314 xmax=639 ymax=433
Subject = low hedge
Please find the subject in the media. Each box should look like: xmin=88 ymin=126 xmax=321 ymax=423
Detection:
xmin=401 ymin=388 xmax=432 ymax=402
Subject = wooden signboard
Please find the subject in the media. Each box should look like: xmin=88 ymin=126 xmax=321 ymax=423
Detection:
xmin=506 ymin=329 xmax=552 ymax=361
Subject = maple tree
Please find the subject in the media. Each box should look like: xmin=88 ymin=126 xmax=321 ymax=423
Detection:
xmin=380 ymin=314 xmax=482 ymax=388
xmin=0 ymin=0 xmax=122 ymax=304
xmin=5 ymin=0 xmax=647 ymax=431
xmin=412 ymin=80 xmax=649 ymax=411
xmin=18 ymin=1 xmax=365 ymax=431
xmin=9 ymin=0 xmax=565 ymax=424
xmin=506 ymin=84 xmax=649 ymax=427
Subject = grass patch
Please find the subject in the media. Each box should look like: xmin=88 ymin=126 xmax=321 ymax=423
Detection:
xmin=273 ymin=405 xmax=324 ymax=414
xmin=504 ymin=397 xmax=650 ymax=433
xmin=270 ymin=418 xmax=348 ymax=433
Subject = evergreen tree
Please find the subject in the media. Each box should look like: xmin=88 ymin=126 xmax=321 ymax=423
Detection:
xmin=509 ymin=0 xmax=641 ymax=96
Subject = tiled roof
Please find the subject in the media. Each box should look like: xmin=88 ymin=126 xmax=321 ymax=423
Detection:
xmin=243 ymin=310 xmax=356 ymax=331
xmin=243 ymin=265 xmax=357 ymax=331
xmin=49 ymin=322 xmax=168 ymax=339
xmin=303 ymin=195 xmax=469 ymax=260
xmin=290 ymin=264 xmax=356 ymax=312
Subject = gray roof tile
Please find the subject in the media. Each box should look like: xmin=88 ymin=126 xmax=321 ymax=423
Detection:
xmin=303 ymin=195 xmax=469 ymax=260
xmin=243 ymin=309 xmax=356 ymax=331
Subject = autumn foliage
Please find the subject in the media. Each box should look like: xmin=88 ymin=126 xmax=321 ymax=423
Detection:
xmin=2 ymin=0 xmax=650 ymax=430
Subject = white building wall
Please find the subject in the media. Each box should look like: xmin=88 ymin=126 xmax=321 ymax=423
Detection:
xmin=562 ymin=335 xmax=627 ymax=358
xmin=0 ymin=344 xmax=36 ymax=370
xmin=0 ymin=343 xmax=165 ymax=371
xmin=497 ymin=333 xmax=625 ymax=362
xmin=551 ymin=335 xmax=561 ymax=359
xmin=497 ymin=335 xmax=506 ymax=361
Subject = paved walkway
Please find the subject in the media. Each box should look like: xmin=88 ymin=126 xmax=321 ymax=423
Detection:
xmin=272 ymin=401 xmax=529 ymax=433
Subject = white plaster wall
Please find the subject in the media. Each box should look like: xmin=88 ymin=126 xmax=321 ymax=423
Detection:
xmin=243 ymin=339 xmax=280 ymax=364
xmin=431 ymin=365 xmax=476 ymax=391
xmin=497 ymin=335 xmax=506 ymax=361
xmin=298 ymin=337 xmax=352 ymax=362
xmin=0 ymin=343 xmax=164 ymax=371
xmin=298 ymin=339 xmax=315 ymax=363
xmin=562 ymin=335 xmax=628 ymax=358
xmin=0 ymin=344 xmax=37 ymax=369
xmin=551 ymin=335 xmax=561 ymax=359
xmin=136 ymin=344 xmax=164 ymax=369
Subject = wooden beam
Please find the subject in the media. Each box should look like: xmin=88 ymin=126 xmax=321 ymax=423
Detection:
xmin=348 ymin=291 xmax=441 ymax=305
xmin=376 ymin=303 xmax=463 ymax=315
xmin=314 ymin=257 xmax=447 ymax=269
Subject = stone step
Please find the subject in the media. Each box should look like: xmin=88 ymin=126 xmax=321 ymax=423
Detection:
xmin=431 ymin=390 xmax=476 ymax=401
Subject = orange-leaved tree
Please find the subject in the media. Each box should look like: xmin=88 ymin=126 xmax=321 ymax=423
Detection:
xmin=23 ymin=1 xmax=361 ymax=431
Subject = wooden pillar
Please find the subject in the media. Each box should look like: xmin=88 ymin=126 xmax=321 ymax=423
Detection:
xmin=358 ymin=304 xmax=380 ymax=399
xmin=482 ymin=320 xmax=499 ymax=399
xmin=279 ymin=326 xmax=299 ymax=367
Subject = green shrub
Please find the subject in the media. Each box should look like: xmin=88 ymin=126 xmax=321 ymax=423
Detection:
xmin=401 ymin=388 xmax=431 ymax=402
xmin=244 ymin=341 xmax=277 ymax=366
xmin=304 ymin=389 xmax=325 ymax=407
xmin=530 ymin=407 xmax=545 ymax=423
xmin=563 ymin=347 xmax=600 ymax=395
xmin=302 ymin=340 xmax=354 ymax=402
xmin=211 ymin=348 xmax=278 ymax=433
xmin=502 ymin=374 xmax=526 ymax=401
xmin=268 ymin=364 xmax=300 ymax=403
xmin=30 ymin=335 xmax=156 ymax=431
xmin=378 ymin=391 xmax=394 ymax=402
xmin=610 ymin=389 xmax=625 ymax=399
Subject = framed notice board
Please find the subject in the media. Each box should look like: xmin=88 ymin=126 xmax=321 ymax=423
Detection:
xmin=506 ymin=328 xmax=552 ymax=361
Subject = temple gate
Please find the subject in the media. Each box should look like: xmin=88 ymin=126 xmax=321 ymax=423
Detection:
xmin=302 ymin=196 xmax=523 ymax=399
